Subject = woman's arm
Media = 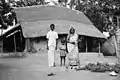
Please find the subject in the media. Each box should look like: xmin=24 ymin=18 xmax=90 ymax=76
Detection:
xmin=71 ymin=34 xmax=78 ymax=45
xmin=75 ymin=34 xmax=79 ymax=44
xmin=67 ymin=34 xmax=70 ymax=43
xmin=67 ymin=34 xmax=76 ymax=44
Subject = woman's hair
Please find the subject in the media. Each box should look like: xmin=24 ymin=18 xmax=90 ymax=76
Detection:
xmin=69 ymin=27 xmax=75 ymax=34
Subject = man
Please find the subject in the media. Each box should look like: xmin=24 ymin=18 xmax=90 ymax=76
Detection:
xmin=46 ymin=24 xmax=58 ymax=76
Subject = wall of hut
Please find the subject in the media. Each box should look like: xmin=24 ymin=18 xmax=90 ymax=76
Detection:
xmin=24 ymin=34 xmax=101 ymax=53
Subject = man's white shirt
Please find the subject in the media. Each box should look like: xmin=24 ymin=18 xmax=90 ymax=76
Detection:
xmin=46 ymin=30 xmax=58 ymax=47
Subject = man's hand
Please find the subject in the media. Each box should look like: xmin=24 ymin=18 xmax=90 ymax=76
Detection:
xmin=55 ymin=47 xmax=57 ymax=50
xmin=47 ymin=46 xmax=49 ymax=50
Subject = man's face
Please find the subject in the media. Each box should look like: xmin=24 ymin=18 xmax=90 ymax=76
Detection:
xmin=50 ymin=26 xmax=55 ymax=31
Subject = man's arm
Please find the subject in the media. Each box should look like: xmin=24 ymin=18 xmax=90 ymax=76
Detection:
xmin=56 ymin=32 xmax=58 ymax=50
xmin=56 ymin=38 xmax=58 ymax=50
xmin=46 ymin=39 xmax=49 ymax=50
xmin=46 ymin=33 xmax=49 ymax=50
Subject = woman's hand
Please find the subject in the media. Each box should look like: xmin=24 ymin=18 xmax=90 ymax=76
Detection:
xmin=68 ymin=42 xmax=75 ymax=44
xmin=71 ymin=42 xmax=75 ymax=45
xmin=67 ymin=41 xmax=75 ymax=45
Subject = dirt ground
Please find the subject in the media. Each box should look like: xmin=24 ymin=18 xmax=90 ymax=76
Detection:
xmin=0 ymin=52 xmax=119 ymax=80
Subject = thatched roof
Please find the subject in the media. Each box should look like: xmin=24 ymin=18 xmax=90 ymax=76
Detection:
xmin=15 ymin=5 xmax=106 ymax=38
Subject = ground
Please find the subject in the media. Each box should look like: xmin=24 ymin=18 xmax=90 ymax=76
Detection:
xmin=0 ymin=52 xmax=119 ymax=80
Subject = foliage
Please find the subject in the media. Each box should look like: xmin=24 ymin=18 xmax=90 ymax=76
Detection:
xmin=84 ymin=62 xmax=120 ymax=73
xmin=75 ymin=0 xmax=120 ymax=32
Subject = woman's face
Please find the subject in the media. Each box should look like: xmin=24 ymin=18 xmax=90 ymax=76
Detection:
xmin=70 ymin=28 xmax=75 ymax=34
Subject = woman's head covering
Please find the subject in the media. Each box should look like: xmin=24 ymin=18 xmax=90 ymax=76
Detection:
xmin=69 ymin=27 xmax=75 ymax=34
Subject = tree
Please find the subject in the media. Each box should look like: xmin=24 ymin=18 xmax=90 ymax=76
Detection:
xmin=74 ymin=0 xmax=120 ymax=32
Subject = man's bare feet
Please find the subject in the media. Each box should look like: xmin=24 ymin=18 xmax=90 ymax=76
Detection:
xmin=48 ymin=73 xmax=55 ymax=76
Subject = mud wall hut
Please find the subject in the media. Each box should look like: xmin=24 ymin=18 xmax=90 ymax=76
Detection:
xmin=14 ymin=5 xmax=106 ymax=53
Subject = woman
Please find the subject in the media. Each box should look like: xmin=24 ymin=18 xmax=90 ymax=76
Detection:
xmin=66 ymin=27 xmax=80 ymax=70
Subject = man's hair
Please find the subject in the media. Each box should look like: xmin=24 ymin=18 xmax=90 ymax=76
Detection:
xmin=50 ymin=24 xmax=55 ymax=27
